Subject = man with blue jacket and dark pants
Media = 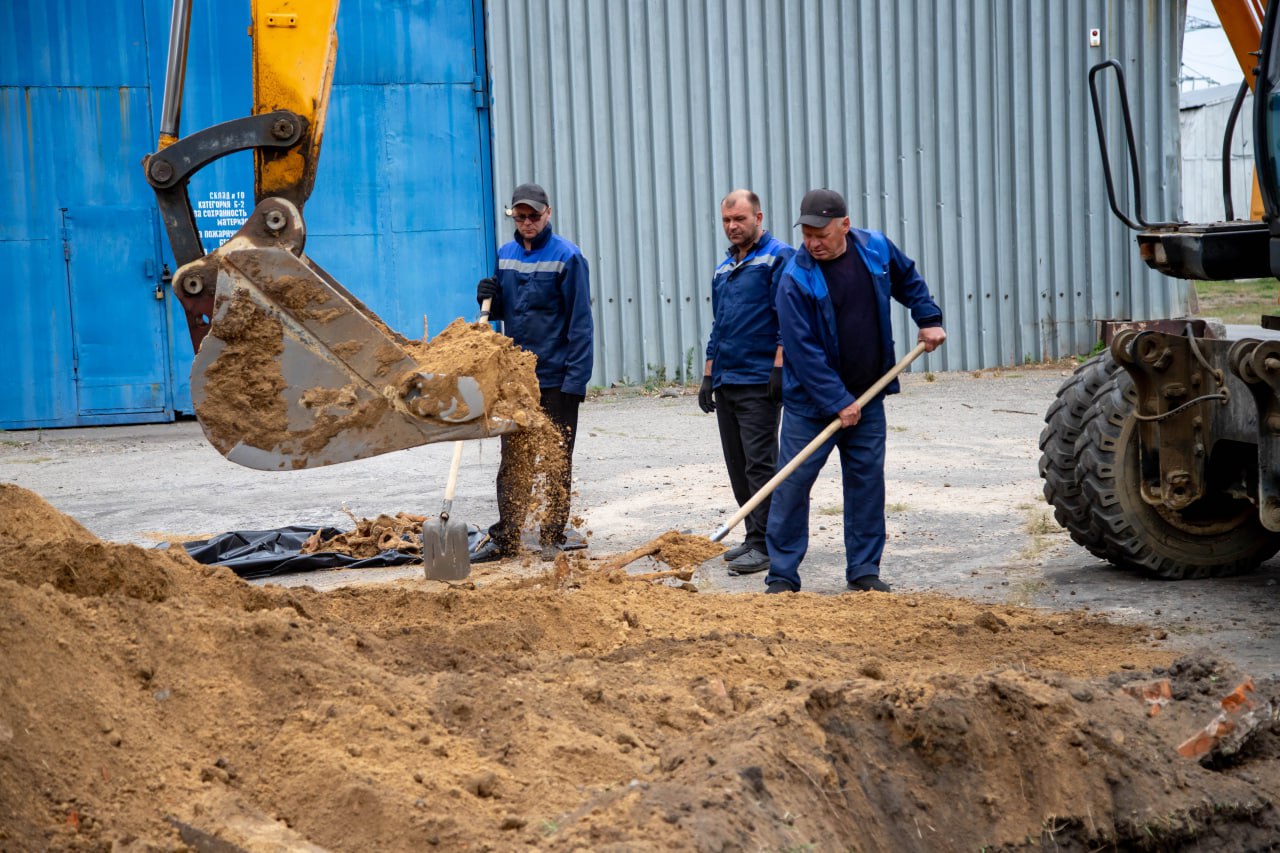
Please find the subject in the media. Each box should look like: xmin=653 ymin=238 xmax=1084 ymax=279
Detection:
xmin=765 ymin=189 xmax=946 ymax=594
xmin=471 ymin=183 xmax=594 ymax=563
xmin=699 ymin=189 xmax=795 ymax=575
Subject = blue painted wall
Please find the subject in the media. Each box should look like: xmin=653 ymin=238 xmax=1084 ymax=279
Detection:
xmin=1 ymin=0 xmax=172 ymax=428
xmin=0 ymin=0 xmax=495 ymax=429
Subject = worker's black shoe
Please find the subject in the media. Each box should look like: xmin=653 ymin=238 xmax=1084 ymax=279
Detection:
xmin=469 ymin=536 xmax=516 ymax=564
xmin=846 ymin=576 xmax=891 ymax=593
xmin=721 ymin=542 xmax=751 ymax=562
xmin=727 ymin=548 xmax=770 ymax=575
xmin=765 ymin=581 xmax=797 ymax=594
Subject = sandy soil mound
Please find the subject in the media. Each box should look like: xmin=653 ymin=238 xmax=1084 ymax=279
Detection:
xmin=1 ymin=484 xmax=1278 ymax=851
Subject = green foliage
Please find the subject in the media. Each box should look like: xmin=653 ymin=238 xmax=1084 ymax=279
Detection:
xmin=1194 ymin=278 xmax=1280 ymax=325
xmin=1075 ymin=339 xmax=1107 ymax=362
xmin=642 ymin=363 xmax=669 ymax=393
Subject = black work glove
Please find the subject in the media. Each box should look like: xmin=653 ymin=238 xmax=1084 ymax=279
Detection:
xmin=768 ymin=366 xmax=783 ymax=406
xmin=476 ymin=277 xmax=499 ymax=305
xmin=698 ymin=376 xmax=715 ymax=413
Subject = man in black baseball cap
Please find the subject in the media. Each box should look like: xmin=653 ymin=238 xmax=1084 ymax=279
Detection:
xmin=763 ymin=188 xmax=946 ymax=596
xmin=794 ymin=188 xmax=847 ymax=227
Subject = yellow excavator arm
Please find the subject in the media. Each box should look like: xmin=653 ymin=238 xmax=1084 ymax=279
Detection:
xmin=251 ymin=0 xmax=337 ymax=208
xmin=1214 ymin=0 xmax=1266 ymax=87
xmin=143 ymin=0 xmax=517 ymax=470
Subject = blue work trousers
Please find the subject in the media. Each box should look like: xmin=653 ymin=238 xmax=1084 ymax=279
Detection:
xmin=765 ymin=398 xmax=886 ymax=591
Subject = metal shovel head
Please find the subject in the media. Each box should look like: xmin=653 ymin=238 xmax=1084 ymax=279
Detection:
xmin=421 ymin=517 xmax=471 ymax=581
xmin=185 ymin=200 xmax=518 ymax=470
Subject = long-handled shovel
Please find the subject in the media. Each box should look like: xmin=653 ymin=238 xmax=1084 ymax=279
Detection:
xmin=421 ymin=298 xmax=495 ymax=581
xmin=709 ymin=342 xmax=929 ymax=544
xmin=422 ymin=440 xmax=471 ymax=580
xmin=598 ymin=343 xmax=932 ymax=577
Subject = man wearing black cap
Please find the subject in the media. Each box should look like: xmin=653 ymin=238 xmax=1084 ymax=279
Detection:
xmin=764 ymin=189 xmax=946 ymax=594
xmin=699 ymin=189 xmax=795 ymax=575
xmin=471 ymin=183 xmax=594 ymax=562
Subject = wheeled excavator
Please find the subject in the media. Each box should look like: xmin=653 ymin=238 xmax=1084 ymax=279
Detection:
xmin=1040 ymin=0 xmax=1280 ymax=578
xmin=143 ymin=0 xmax=518 ymax=471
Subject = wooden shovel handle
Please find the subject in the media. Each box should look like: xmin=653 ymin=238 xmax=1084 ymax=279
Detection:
xmin=711 ymin=342 xmax=929 ymax=542
xmin=438 ymin=297 xmax=492 ymax=522
xmin=440 ymin=439 xmax=464 ymax=521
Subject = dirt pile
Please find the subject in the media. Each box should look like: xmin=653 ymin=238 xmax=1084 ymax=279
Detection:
xmin=599 ymin=531 xmax=727 ymax=573
xmin=2 ymin=483 xmax=1279 ymax=851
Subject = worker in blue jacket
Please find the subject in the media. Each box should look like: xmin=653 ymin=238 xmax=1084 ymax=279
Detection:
xmin=699 ymin=189 xmax=794 ymax=575
xmin=764 ymin=189 xmax=946 ymax=594
xmin=471 ymin=183 xmax=594 ymax=562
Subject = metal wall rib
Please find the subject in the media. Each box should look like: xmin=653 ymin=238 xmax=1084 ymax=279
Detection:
xmin=486 ymin=0 xmax=1187 ymax=387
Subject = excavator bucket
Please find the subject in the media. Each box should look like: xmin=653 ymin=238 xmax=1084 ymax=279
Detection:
xmin=180 ymin=198 xmax=518 ymax=470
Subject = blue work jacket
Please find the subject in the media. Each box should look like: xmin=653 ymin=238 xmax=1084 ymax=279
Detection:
xmin=489 ymin=224 xmax=594 ymax=396
xmin=704 ymin=231 xmax=795 ymax=386
xmin=776 ymin=228 xmax=942 ymax=420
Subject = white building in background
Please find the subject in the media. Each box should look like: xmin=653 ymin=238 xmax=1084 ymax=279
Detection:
xmin=1180 ymin=84 xmax=1256 ymax=223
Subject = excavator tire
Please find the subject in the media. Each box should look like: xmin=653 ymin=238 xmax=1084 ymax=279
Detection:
xmin=1038 ymin=352 xmax=1118 ymax=559
xmin=1076 ymin=369 xmax=1280 ymax=578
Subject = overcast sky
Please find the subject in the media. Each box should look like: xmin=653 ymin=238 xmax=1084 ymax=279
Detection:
xmin=1182 ymin=0 xmax=1247 ymax=89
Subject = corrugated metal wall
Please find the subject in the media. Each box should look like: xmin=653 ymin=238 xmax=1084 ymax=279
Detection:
xmin=486 ymin=0 xmax=1188 ymax=385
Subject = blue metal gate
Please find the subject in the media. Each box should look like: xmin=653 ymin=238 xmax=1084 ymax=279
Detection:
xmin=63 ymin=205 xmax=170 ymax=417
xmin=0 ymin=0 xmax=496 ymax=429
xmin=1 ymin=1 xmax=174 ymax=428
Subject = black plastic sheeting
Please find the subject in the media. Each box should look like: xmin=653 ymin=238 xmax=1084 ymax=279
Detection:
xmin=184 ymin=525 xmax=586 ymax=581
xmin=182 ymin=526 xmax=433 ymax=581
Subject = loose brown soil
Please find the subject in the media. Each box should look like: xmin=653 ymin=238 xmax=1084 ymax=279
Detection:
xmin=2 ymin=482 xmax=1279 ymax=851
xmin=195 ymin=290 xmax=289 ymax=456
xmin=402 ymin=319 xmax=540 ymax=429
xmin=406 ymin=319 xmax=567 ymax=535
xmin=598 ymin=531 xmax=728 ymax=573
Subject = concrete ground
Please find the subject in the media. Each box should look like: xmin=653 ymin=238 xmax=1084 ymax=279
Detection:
xmin=4 ymin=359 xmax=1279 ymax=677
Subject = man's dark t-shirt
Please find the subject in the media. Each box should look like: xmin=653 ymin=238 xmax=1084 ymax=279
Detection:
xmin=819 ymin=238 xmax=882 ymax=397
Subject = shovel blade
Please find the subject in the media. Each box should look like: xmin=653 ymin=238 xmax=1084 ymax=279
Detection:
xmin=421 ymin=518 xmax=472 ymax=582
